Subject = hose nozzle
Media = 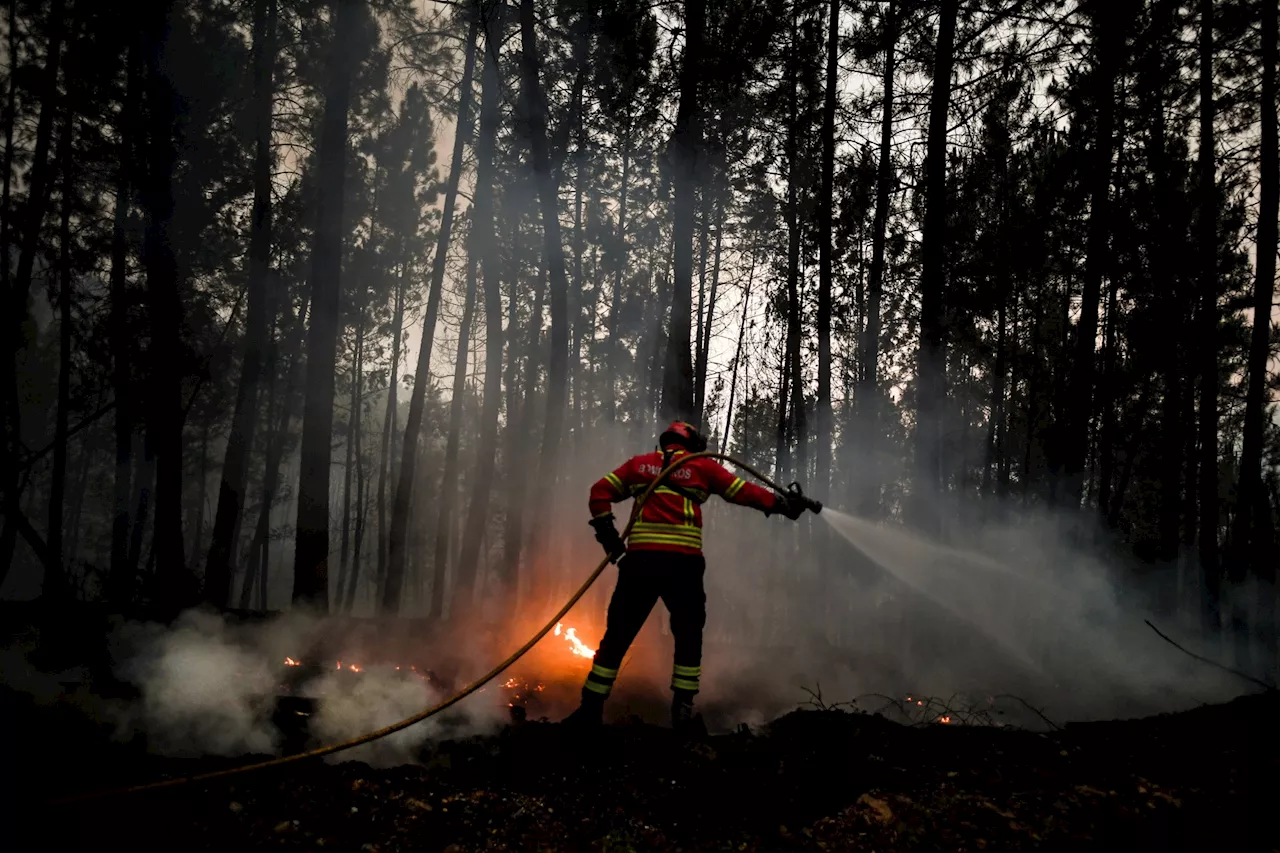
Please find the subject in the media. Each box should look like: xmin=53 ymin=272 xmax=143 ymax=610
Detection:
xmin=786 ymin=482 xmax=823 ymax=515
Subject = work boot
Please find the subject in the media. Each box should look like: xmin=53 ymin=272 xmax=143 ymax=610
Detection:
xmin=561 ymin=691 xmax=605 ymax=728
xmin=671 ymin=691 xmax=705 ymax=739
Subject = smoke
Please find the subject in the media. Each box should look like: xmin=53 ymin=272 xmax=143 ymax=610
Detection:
xmin=98 ymin=608 xmax=509 ymax=765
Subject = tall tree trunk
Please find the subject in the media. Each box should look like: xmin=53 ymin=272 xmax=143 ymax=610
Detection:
xmin=382 ymin=11 xmax=478 ymax=615
xmin=695 ymin=193 xmax=723 ymax=429
xmin=375 ymin=261 xmax=404 ymax=596
xmin=605 ymin=130 xmax=630 ymax=425
xmin=499 ymin=212 xmax=528 ymax=612
xmin=191 ymin=422 xmax=209 ymax=562
xmin=142 ymin=0 xmax=194 ymax=613
xmin=1148 ymin=0 xmax=1182 ymax=576
xmin=722 ymin=255 xmax=756 ymax=450
xmin=3 ymin=0 xmax=65 ymax=579
xmin=1063 ymin=1 xmax=1120 ymax=508
xmin=453 ymin=12 xmax=504 ymax=615
xmin=661 ymin=0 xmax=703 ymax=422
xmin=108 ymin=37 xmax=140 ymax=607
xmin=1 ymin=0 xmax=17 ymax=299
xmin=205 ymin=0 xmax=277 ymax=608
xmin=292 ymin=0 xmax=360 ymax=612
xmin=777 ymin=13 xmax=801 ymax=484
xmin=47 ymin=103 xmax=74 ymax=601
xmin=336 ymin=320 xmax=360 ymax=604
xmin=0 ymin=0 xmax=18 ymax=585
xmin=519 ymin=0 xmax=574 ymax=582
xmin=342 ymin=310 xmax=365 ymax=611
xmin=241 ymin=294 xmax=308 ymax=609
xmin=431 ymin=241 xmax=480 ymax=621
xmin=1196 ymin=0 xmax=1222 ymax=637
xmin=914 ymin=0 xmax=958 ymax=525
xmin=816 ymin=0 xmax=838 ymax=500
xmin=859 ymin=0 xmax=895 ymax=516
xmin=1232 ymin=0 xmax=1277 ymax=658
xmin=1096 ymin=247 xmax=1122 ymax=514
xmin=694 ymin=190 xmax=710 ymax=416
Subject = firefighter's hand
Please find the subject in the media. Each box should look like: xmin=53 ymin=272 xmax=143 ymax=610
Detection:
xmin=589 ymin=515 xmax=627 ymax=563
xmin=774 ymin=493 xmax=806 ymax=521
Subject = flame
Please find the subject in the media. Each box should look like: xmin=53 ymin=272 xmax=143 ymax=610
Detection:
xmin=937 ymin=715 xmax=952 ymax=724
xmin=336 ymin=660 xmax=341 ymax=670
xmin=284 ymin=657 xmax=301 ymax=667
xmin=348 ymin=664 xmax=361 ymax=673
xmin=554 ymin=622 xmax=595 ymax=658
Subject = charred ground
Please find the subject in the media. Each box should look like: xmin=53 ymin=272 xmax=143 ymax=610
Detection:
xmin=10 ymin=685 xmax=1278 ymax=852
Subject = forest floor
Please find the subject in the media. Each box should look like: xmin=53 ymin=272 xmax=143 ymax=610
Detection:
xmin=9 ymin=685 xmax=1279 ymax=852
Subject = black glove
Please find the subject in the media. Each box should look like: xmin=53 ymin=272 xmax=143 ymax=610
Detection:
xmin=773 ymin=492 xmax=805 ymax=521
xmin=589 ymin=515 xmax=627 ymax=562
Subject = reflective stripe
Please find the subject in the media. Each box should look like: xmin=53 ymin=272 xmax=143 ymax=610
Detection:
xmin=725 ymin=477 xmax=745 ymax=499
xmin=590 ymin=663 xmax=619 ymax=679
xmin=605 ymin=472 xmax=624 ymax=495
xmin=629 ymin=522 xmax=702 ymax=549
xmin=592 ymin=510 xmax=615 ymax=519
xmin=584 ymin=679 xmax=611 ymax=695
xmin=684 ymin=498 xmax=694 ymax=524
xmin=671 ymin=677 xmax=700 ymax=692
xmin=672 ymin=664 xmax=702 ymax=678
xmin=655 ymin=486 xmax=686 ymax=498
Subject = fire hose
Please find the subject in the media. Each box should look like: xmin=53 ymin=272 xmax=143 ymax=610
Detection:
xmin=51 ymin=452 xmax=820 ymax=804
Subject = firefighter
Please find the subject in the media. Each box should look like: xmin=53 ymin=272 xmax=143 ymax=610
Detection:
xmin=563 ymin=420 xmax=808 ymax=733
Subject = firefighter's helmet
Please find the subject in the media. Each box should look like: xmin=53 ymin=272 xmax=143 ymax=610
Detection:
xmin=658 ymin=420 xmax=708 ymax=453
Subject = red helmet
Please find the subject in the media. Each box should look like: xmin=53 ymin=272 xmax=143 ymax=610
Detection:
xmin=658 ymin=420 xmax=707 ymax=452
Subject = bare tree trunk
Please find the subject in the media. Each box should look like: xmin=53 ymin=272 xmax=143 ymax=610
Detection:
xmin=375 ymin=261 xmax=404 ymax=596
xmin=46 ymin=102 xmax=75 ymax=601
xmin=453 ymin=9 xmax=504 ymax=614
xmin=293 ymin=0 xmax=360 ymax=612
xmin=694 ymin=190 xmax=710 ymax=416
xmin=519 ymin=0 xmax=574 ymax=583
xmin=431 ymin=243 xmax=480 ymax=621
xmin=661 ymin=0 xmax=703 ymax=423
xmin=1 ymin=0 xmax=17 ymax=299
xmin=192 ymin=422 xmax=209 ymax=563
xmin=342 ymin=311 xmax=365 ymax=612
xmin=859 ymin=0 xmax=894 ymax=516
xmin=1063 ymin=1 xmax=1121 ymax=508
xmin=504 ymin=251 xmax=546 ymax=610
xmin=695 ymin=191 xmax=723 ymax=428
xmin=914 ymin=0 xmax=958 ymax=526
xmin=1232 ymin=0 xmax=1278 ymax=661
xmin=241 ymin=293 xmax=307 ymax=609
xmin=605 ymin=131 xmax=630 ymax=425
xmin=336 ymin=320 xmax=360 ymax=605
xmin=722 ymin=255 xmax=756 ymax=449
xmin=1196 ymin=0 xmax=1222 ymax=640
xmin=107 ymin=37 xmax=141 ymax=607
xmin=383 ymin=11 xmax=478 ymax=614
xmin=142 ymin=0 xmax=194 ymax=613
xmin=4 ymin=0 xmax=65 ymax=580
xmin=816 ymin=0 xmax=838 ymax=501
xmin=205 ymin=0 xmax=277 ymax=608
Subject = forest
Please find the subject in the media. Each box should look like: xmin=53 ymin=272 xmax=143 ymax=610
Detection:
xmin=0 ymin=0 xmax=1277 ymax=682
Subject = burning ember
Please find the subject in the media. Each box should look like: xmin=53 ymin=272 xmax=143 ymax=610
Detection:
xmin=284 ymin=657 xmax=301 ymax=667
xmin=937 ymin=715 xmax=952 ymax=724
xmin=553 ymin=623 xmax=595 ymax=658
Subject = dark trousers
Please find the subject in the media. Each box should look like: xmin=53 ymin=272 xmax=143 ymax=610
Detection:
xmin=582 ymin=550 xmax=706 ymax=698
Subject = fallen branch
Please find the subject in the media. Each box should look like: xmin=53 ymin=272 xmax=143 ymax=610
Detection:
xmin=1144 ymin=619 xmax=1274 ymax=693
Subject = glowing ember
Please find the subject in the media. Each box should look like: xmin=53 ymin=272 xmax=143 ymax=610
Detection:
xmin=937 ymin=716 xmax=952 ymax=724
xmin=284 ymin=657 xmax=301 ymax=667
xmin=348 ymin=664 xmax=361 ymax=673
xmin=554 ymin=622 xmax=595 ymax=658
